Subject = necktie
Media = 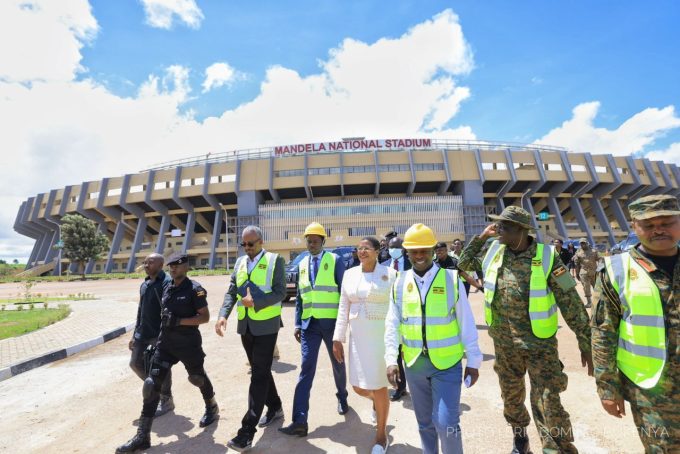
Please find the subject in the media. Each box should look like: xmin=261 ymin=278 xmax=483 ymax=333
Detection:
xmin=312 ymin=256 xmax=319 ymax=286
xmin=393 ymin=259 xmax=399 ymax=271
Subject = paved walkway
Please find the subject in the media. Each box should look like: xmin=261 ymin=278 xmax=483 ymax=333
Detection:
xmin=0 ymin=298 xmax=137 ymax=369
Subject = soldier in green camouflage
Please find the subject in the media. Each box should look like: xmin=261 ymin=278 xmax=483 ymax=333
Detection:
xmin=573 ymin=238 xmax=600 ymax=308
xmin=591 ymin=194 xmax=680 ymax=453
xmin=459 ymin=205 xmax=593 ymax=454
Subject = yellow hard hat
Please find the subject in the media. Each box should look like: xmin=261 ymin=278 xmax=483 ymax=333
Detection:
xmin=304 ymin=222 xmax=327 ymax=238
xmin=403 ymin=223 xmax=437 ymax=249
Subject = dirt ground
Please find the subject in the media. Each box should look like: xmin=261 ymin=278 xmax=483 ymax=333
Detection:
xmin=0 ymin=276 xmax=644 ymax=453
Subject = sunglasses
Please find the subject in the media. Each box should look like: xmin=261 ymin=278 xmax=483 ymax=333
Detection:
xmin=496 ymin=222 xmax=522 ymax=233
xmin=240 ymin=240 xmax=261 ymax=247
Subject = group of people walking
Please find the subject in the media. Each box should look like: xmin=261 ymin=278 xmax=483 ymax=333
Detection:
xmin=117 ymin=194 xmax=680 ymax=453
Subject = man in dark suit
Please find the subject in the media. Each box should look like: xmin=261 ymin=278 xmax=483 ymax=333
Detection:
xmin=216 ymin=225 xmax=287 ymax=452
xmin=279 ymin=222 xmax=347 ymax=437
xmin=380 ymin=236 xmax=411 ymax=401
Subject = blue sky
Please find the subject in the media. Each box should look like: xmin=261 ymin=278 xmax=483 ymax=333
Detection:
xmin=82 ymin=0 xmax=680 ymax=144
xmin=1 ymin=0 xmax=679 ymax=261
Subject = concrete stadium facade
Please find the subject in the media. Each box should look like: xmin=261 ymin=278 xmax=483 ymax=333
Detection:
xmin=14 ymin=138 xmax=680 ymax=275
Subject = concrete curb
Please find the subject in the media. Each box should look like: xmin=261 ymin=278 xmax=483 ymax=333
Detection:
xmin=0 ymin=322 xmax=135 ymax=382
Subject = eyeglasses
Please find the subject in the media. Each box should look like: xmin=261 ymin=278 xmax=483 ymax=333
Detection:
xmin=240 ymin=240 xmax=261 ymax=247
xmin=356 ymin=247 xmax=376 ymax=252
xmin=496 ymin=222 xmax=522 ymax=233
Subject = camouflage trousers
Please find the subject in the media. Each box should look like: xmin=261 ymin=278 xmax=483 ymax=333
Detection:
xmin=622 ymin=374 xmax=680 ymax=453
xmin=579 ymin=271 xmax=596 ymax=298
xmin=493 ymin=339 xmax=577 ymax=453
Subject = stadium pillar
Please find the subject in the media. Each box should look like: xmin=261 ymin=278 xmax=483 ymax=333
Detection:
xmin=547 ymin=197 xmax=569 ymax=239
xmin=127 ymin=217 xmax=148 ymax=273
xmin=453 ymin=180 xmax=486 ymax=242
xmin=589 ymin=198 xmax=616 ymax=246
xmin=155 ymin=215 xmax=171 ymax=254
xmin=568 ymin=198 xmax=594 ymax=246
xmin=209 ymin=209 xmax=224 ymax=269
xmin=105 ymin=221 xmax=125 ymax=274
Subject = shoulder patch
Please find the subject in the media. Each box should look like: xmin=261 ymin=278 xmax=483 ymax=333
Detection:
xmin=552 ymin=264 xmax=567 ymax=277
xmin=196 ymin=290 xmax=206 ymax=297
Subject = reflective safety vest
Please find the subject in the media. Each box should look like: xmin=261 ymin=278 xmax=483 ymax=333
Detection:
xmin=299 ymin=252 xmax=340 ymax=319
xmin=482 ymin=240 xmax=558 ymax=338
xmin=235 ymin=251 xmax=281 ymax=321
xmin=604 ymin=252 xmax=666 ymax=389
xmin=394 ymin=268 xmax=464 ymax=370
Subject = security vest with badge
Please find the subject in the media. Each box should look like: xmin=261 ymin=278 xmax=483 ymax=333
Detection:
xmin=298 ymin=251 xmax=340 ymax=320
xmin=235 ymin=251 xmax=281 ymax=321
xmin=604 ymin=252 xmax=666 ymax=389
xmin=393 ymin=266 xmax=464 ymax=370
xmin=482 ymin=240 xmax=562 ymax=339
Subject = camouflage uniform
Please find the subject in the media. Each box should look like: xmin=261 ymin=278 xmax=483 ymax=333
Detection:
xmin=459 ymin=213 xmax=591 ymax=454
xmin=591 ymin=195 xmax=680 ymax=453
xmin=573 ymin=240 xmax=600 ymax=302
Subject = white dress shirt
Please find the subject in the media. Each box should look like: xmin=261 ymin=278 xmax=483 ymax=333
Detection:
xmin=246 ymin=250 xmax=265 ymax=273
xmin=384 ymin=263 xmax=482 ymax=369
xmin=386 ymin=256 xmax=405 ymax=271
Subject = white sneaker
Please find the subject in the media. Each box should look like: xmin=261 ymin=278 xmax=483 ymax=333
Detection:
xmin=370 ymin=440 xmax=389 ymax=454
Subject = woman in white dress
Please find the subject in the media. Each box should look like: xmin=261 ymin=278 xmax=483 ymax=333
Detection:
xmin=333 ymin=237 xmax=397 ymax=454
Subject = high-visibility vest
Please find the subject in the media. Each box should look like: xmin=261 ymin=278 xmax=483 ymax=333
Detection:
xmin=235 ymin=251 xmax=281 ymax=321
xmin=394 ymin=268 xmax=464 ymax=370
xmin=482 ymin=240 xmax=558 ymax=338
xmin=299 ymin=252 xmax=340 ymax=319
xmin=604 ymin=252 xmax=666 ymax=389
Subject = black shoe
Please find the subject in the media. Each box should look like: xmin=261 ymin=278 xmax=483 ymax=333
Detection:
xmin=199 ymin=397 xmax=220 ymax=428
xmin=227 ymin=433 xmax=253 ymax=452
xmin=258 ymin=408 xmax=283 ymax=427
xmin=510 ymin=428 xmax=532 ymax=454
xmin=278 ymin=422 xmax=308 ymax=437
xmin=337 ymin=400 xmax=349 ymax=415
xmin=389 ymin=388 xmax=406 ymax=402
xmin=116 ymin=416 xmax=152 ymax=453
xmin=155 ymin=395 xmax=175 ymax=417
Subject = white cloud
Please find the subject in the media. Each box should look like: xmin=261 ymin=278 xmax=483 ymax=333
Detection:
xmin=140 ymin=0 xmax=203 ymax=29
xmin=535 ymin=101 xmax=680 ymax=155
xmin=0 ymin=7 xmax=476 ymax=261
xmin=646 ymin=142 xmax=680 ymax=166
xmin=202 ymin=62 xmax=243 ymax=93
xmin=0 ymin=0 xmax=97 ymax=82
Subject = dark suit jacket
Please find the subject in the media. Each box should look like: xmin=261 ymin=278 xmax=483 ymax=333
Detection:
xmin=380 ymin=255 xmax=412 ymax=271
xmin=220 ymin=251 xmax=287 ymax=336
xmin=295 ymin=251 xmax=346 ymax=330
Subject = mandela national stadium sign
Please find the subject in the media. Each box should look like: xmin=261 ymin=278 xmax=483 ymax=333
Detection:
xmin=273 ymin=138 xmax=433 ymax=156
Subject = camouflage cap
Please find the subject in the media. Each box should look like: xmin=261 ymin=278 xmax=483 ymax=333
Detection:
xmin=579 ymin=237 xmax=588 ymax=244
xmin=629 ymin=195 xmax=680 ymax=221
xmin=488 ymin=206 xmax=535 ymax=230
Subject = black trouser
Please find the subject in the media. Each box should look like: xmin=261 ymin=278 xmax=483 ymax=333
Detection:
xmin=130 ymin=339 xmax=172 ymax=397
xmin=463 ymin=282 xmax=471 ymax=296
xmin=239 ymin=328 xmax=281 ymax=437
xmin=141 ymin=343 xmax=214 ymax=418
xmin=396 ymin=345 xmax=406 ymax=394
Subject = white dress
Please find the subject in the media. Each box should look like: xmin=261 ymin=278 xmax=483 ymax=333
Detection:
xmin=333 ymin=264 xmax=397 ymax=389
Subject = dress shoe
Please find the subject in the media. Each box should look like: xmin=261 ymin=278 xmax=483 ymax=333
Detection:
xmin=258 ymin=408 xmax=283 ymax=427
xmin=227 ymin=433 xmax=253 ymax=452
xmin=337 ymin=400 xmax=349 ymax=415
xmin=389 ymin=388 xmax=406 ymax=402
xmin=278 ymin=422 xmax=308 ymax=437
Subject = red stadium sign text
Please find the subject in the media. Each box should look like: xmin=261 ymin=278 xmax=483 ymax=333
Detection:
xmin=274 ymin=138 xmax=432 ymax=156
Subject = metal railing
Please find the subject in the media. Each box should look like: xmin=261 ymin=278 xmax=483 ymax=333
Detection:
xmin=142 ymin=139 xmax=568 ymax=172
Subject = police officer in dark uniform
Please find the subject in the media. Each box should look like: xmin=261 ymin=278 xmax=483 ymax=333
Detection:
xmin=128 ymin=253 xmax=174 ymax=416
xmin=117 ymin=253 xmax=219 ymax=453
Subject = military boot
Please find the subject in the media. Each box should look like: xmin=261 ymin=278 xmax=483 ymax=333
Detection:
xmin=116 ymin=416 xmax=152 ymax=453
xmin=510 ymin=427 xmax=532 ymax=454
xmin=199 ymin=396 xmax=219 ymax=427
xmin=155 ymin=394 xmax=175 ymax=417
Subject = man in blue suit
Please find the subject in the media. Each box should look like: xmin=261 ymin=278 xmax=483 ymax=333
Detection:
xmin=279 ymin=222 xmax=348 ymax=436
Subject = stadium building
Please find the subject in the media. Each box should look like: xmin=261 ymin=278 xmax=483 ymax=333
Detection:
xmin=14 ymin=138 xmax=680 ymax=275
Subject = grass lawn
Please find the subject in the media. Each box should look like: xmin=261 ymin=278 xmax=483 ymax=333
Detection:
xmin=0 ymin=295 xmax=95 ymax=305
xmin=0 ymin=305 xmax=71 ymax=340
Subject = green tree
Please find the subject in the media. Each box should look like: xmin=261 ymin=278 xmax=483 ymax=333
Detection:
xmin=12 ymin=259 xmax=18 ymax=264
xmin=61 ymin=214 xmax=109 ymax=279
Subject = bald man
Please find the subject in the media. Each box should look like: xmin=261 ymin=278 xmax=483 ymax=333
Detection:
xmin=129 ymin=253 xmax=174 ymax=416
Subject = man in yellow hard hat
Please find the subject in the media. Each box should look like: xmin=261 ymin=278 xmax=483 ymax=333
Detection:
xmin=385 ymin=223 xmax=481 ymax=454
xmin=279 ymin=222 xmax=348 ymax=436
xmin=592 ymin=195 xmax=680 ymax=452
xmin=458 ymin=206 xmax=592 ymax=454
